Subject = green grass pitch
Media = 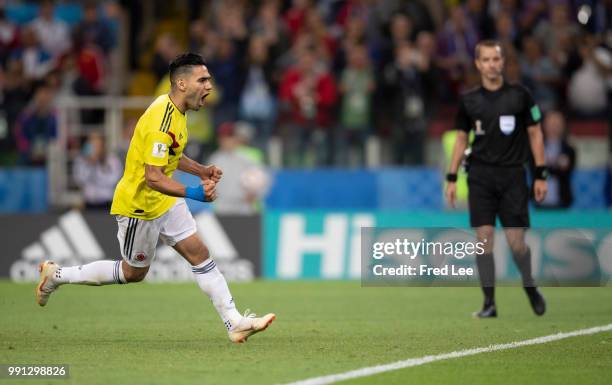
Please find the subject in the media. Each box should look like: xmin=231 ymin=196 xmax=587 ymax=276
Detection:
xmin=1 ymin=281 xmax=611 ymax=385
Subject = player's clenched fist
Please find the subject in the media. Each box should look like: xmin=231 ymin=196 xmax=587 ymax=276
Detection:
xmin=202 ymin=179 xmax=217 ymax=202
xmin=202 ymin=165 xmax=223 ymax=183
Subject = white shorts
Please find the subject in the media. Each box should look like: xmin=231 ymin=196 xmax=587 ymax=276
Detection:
xmin=115 ymin=198 xmax=197 ymax=267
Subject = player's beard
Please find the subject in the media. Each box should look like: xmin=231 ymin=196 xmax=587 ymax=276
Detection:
xmin=188 ymin=91 xmax=205 ymax=111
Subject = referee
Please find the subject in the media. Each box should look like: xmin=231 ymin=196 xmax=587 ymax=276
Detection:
xmin=446 ymin=40 xmax=548 ymax=318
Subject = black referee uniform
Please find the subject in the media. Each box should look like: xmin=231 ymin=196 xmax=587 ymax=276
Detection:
xmin=453 ymin=81 xmax=546 ymax=318
xmin=454 ymin=82 xmax=542 ymax=227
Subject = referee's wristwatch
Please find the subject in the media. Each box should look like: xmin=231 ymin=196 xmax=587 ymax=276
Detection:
xmin=446 ymin=173 xmax=458 ymax=182
xmin=534 ymin=166 xmax=548 ymax=180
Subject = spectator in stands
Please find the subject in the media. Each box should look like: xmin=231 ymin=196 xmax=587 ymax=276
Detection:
xmin=213 ymin=0 xmax=248 ymax=42
xmin=504 ymin=53 xmax=522 ymax=84
xmin=375 ymin=12 xmax=415 ymax=153
xmin=208 ymin=34 xmax=246 ymax=129
xmin=568 ymin=34 xmax=612 ymax=117
xmin=533 ymin=3 xmax=579 ymax=60
xmin=494 ymin=12 xmax=519 ymax=54
xmin=238 ymin=35 xmax=277 ymax=153
xmin=279 ymin=45 xmax=337 ymax=166
xmin=284 ymin=0 xmax=313 ymax=42
xmin=11 ymin=26 xmax=55 ymax=81
xmin=151 ymin=33 xmax=180 ymax=82
xmin=208 ymin=122 xmax=271 ymax=214
xmin=29 ymin=0 xmax=71 ymax=59
xmin=189 ymin=19 xmax=217 ymax=60
xmin=1 ymin=58 xmax=30 ymax=143
xmin=380 ymin=41 xmax=427 ymax=165
xmin=13 ymin=84 xmax=57 ymax=166
xmin=0 ymin=7 xmax=19 ymax=67
xmin=302 ymin=7 xmax=337 ymax=62
xmin=333 ymin=14 xmax=368 ymax=74
xmin=73 ymin=33 xmax=106 ymax=95
xmin=516 ymin=1 xmax=548 ymax=37
xmin=379 ymin=12 xmax=414 ymax=72
xmin=73 ymin=2 xmax=116 ymax=55
xmin=338 ymin=43 xmax=374 ymax=166
xmin=73 ymin=131 xmax=122 ymax=210
xmin=520 ymin=35 xmax=560 ymax=111
xmin=234 ymin=120 xmax=265 ymax=165
xmin=436 ymin=6 xmax=478 ymax=98
xmin=464 ymin=0 xmax=495 ymax=39
xmin=400 ymin=0 xmax=437 ymax=35
xmin=250 ymin=0 xmax=290 ymax=64
xmin=72 ymin=27 xmax=106 ymax=125
xmin=415 ymin=31 xmax=440 ymax=114
xmin=537 ymin=110 xmax=575 ymax=209
xmin=0 ymin=66 xmax=15 ymax=165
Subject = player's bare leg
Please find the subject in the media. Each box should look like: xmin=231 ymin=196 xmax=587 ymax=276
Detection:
xmin=173 ymin=233 xmax=275 ymax=343
xmin=474 ymin=225 xmax=496 ymax=318
xmin=503 ymin=227 xmax=546 ymax=315
xmin=35 ymin=260 xmax=146 ymax=306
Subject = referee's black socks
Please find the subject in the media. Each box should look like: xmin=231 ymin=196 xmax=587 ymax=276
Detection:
xmin=476 ymin=253 xmax=496 ymax=306
xmin=511 ymin=247 xmax=536 ymax=288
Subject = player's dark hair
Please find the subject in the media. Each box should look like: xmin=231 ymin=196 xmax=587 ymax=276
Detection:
xmin=475 ymin=40 xmax=503 ymax=59
xmin=169 ymin=53 xmax=207 ymax=86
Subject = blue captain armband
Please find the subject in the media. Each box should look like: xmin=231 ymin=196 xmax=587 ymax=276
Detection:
xmin=185 ymin=185 xmax=205 ymax=202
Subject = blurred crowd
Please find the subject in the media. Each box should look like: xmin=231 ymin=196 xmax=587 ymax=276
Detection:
xmin=0 ymin=0 xmax=611 ymax=170
xmin=0 ymin=0 xmax=119 ymax=166
xmin=173 ymin=0 xmax=611 ymax=167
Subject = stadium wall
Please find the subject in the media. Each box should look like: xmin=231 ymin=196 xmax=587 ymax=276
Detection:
xmin=263 ymin=168 xmax=610 ymax=210
xmin=0 ymin=168 xmax=608 ymax=213
xmin=0 ymin=168 xmax=47 ymax=213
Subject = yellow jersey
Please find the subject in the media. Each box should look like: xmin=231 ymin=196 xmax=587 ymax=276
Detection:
xmin=111 ymin=94 xmax=188 ymax=220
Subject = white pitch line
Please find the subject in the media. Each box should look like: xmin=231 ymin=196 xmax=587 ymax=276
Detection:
xmin=279 ymin=323 xmax=612 ymax=385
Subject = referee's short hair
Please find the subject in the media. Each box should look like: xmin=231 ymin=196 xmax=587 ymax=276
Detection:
xmin=475 ymin=40 xmax=504 ymax=59
xmin=169 ymin=53 xmax=207 ymax=86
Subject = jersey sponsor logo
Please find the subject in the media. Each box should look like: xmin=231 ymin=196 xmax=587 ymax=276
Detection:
xmin=152 ymin=142 xmax=167 ymax=158
xmin=499 ymin=115 xmax=516 ymax=135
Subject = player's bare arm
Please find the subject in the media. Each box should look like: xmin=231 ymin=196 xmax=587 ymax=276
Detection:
xmin=446 ymin=130 xmax=468 ymax=208
xmin=145 ymin=164 xmax=217 ymax=201
xmin=527 ymin=123 xmax=548 ymax=203
xmin=178 ymin=155 xmax=223 ymax=183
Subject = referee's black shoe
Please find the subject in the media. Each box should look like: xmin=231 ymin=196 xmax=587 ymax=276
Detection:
xmin=525 ymin=287 xmax=546 ymax=316
xmin=473 ymin=303 xmax=497 ymax=318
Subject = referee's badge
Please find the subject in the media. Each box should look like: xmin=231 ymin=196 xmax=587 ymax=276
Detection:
xmin=499 ymin=115 xmax=516 ymax=135
xmin=475 ymin=120 xmax=485 ymax=135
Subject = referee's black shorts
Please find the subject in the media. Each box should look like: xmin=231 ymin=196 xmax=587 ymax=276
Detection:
xmin=467 ymin=164 xmax=530 ymax=228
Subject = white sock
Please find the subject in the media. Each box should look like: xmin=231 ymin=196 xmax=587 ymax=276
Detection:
xmin=55 ymin=260 xmax=126 ymax=286
xmin=192 ymin=259 xmax=242 ymax=330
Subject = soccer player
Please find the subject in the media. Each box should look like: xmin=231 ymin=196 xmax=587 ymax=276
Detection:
xmin=36 ymin=53 xmax=275 ymax=343
xmin=445 ymin=40 xmax=547 ymax=318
